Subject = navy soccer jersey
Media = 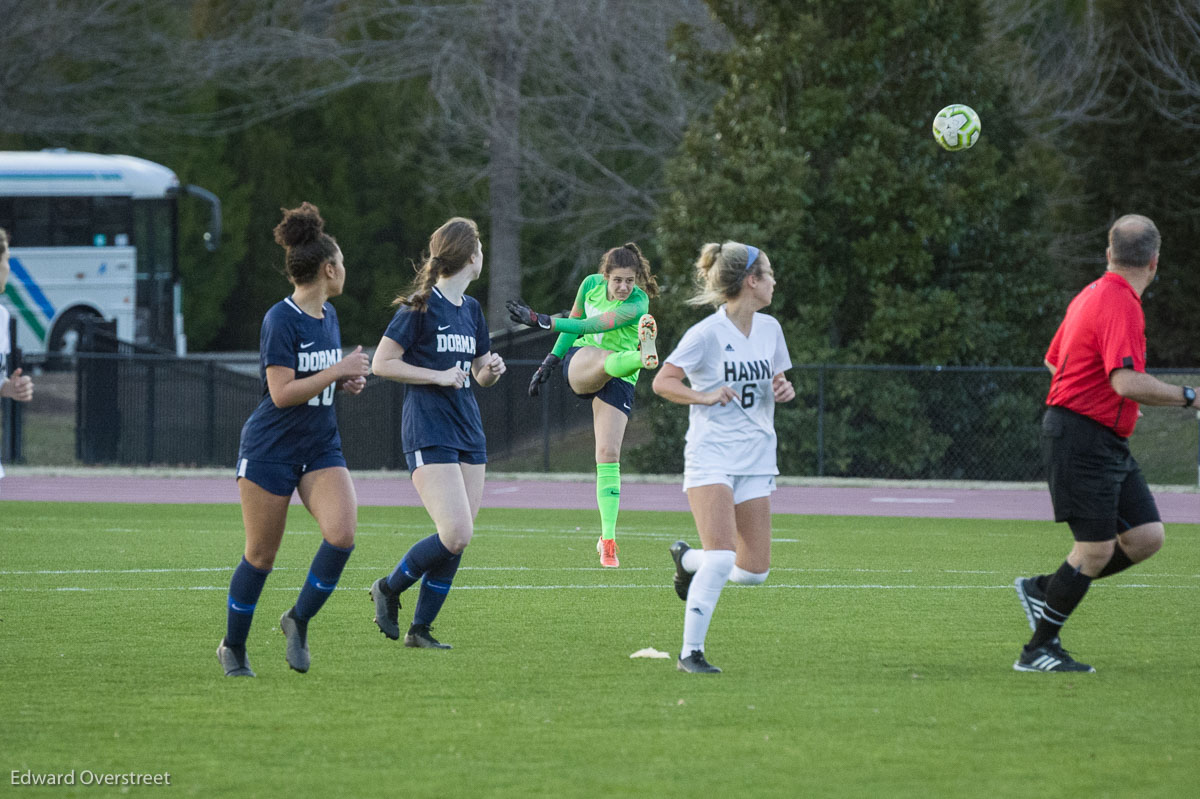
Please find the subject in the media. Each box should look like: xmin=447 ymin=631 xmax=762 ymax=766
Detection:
xmin=384 ymin=287 xmax=490 ymax=453
xmin=238 ymin=296 xmax=344 ymax=464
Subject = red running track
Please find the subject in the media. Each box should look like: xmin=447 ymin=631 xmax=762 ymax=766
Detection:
xmin=2 ymin=474 xmax=1197 ymax=522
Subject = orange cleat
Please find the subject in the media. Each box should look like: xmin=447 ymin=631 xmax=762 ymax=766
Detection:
xmin=637 ymin=314 xmax=658 ymax=369
xmin=597 ymin=536 xmax=620 ymax=568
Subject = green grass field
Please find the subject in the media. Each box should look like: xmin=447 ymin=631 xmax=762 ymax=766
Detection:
xmin=1 ymin=502 xmax=1198 ymax=798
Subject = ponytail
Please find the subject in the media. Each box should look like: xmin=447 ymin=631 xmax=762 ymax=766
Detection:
xmin=394 ymin=218 xmax=480 ymax=311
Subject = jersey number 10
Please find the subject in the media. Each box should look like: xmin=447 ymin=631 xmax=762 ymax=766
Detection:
xmin=308 ymin=383 xmax=336 ymax=406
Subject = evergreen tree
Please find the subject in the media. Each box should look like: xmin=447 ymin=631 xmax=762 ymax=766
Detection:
xmin=638 ymin=0 xmax=1067 ymax=477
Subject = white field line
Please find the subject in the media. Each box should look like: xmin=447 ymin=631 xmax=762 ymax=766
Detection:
xmin=89 ymin=523 xmax=804 ymax=544
xmin=3 ymin=565 xmax=1197 ymax=578
xmin=1 ymin=583 xmax=1197 ymax=593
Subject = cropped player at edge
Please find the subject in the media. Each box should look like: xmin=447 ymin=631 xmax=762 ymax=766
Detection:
xmin=218 ymin=203 xmax=370 ymax=677
xmin=507 ymin=243 xmax=660 ymax=568
xmin=652 ymin=242 xmax=794 ymax=674
xmin=0 ymin=228 xmax=36 ymax=487
xmin=369 ymin=217 xmax=505 ymax=650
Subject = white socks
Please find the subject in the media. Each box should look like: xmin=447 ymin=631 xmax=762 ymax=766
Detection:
xmin=729 ymin=566 xmax=769 ymax=585
xmin=682 ymin=548 xmax=768 ymax=584
xmin=682 ymin=549 xmax=735 ymax=657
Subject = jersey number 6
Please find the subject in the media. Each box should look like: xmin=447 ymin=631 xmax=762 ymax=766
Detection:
xmin=740 ymin=384 xmax=755 ymax=408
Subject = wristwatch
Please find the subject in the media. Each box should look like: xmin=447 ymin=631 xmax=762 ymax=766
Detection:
xmin=1184 ymin=386 xmax=1196 ymax=408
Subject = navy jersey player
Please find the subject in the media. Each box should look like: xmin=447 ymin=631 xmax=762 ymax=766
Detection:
xmin=217 ymin=203 xmax=370 ymax=677
xmin=369 ymin=217 xmax=505 ymax=649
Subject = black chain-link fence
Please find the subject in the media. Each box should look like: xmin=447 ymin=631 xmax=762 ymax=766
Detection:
xmin=630 ymin=364 xmax=1200 ymax=484
xmin=72 ymin=325 xmax=601 ymax=471
xmin=633 ymin=365 xmax=1055 ymax=480
xmin=16 ymin=322 xmax=1195 ymax=484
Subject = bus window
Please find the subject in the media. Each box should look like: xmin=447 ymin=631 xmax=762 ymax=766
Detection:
xmin=93 ymin=197 xmax=132 ymax=247
xmin=13 ymin=197 xmax=51 ymax=246
xmin=52 ymin=197 xmax=91 ymax=246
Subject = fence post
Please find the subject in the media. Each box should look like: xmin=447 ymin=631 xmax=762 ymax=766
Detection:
xmin=77 ymin=319 xmax=120 ymax=463
xmin=541 ymin=383 xmax=551 ymax=472
xmin=145 ymin=360 xmax=156 ymax=463
xmin=392 ymin=381 xmax=404 ymax=470
xmin=817 ymin=364 xmax=826 ymax=476
xmin=206 ymin=361 xmax=216 ymax=464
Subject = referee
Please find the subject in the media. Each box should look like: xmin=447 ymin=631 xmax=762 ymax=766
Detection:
xmin=1014 ymin=214 xmax=1195 ymax=673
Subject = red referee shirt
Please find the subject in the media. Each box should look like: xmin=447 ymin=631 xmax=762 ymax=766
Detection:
xmin=1045 ymin=271 xmax=1146 ymax=437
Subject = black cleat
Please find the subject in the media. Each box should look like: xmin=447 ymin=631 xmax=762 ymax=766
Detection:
xmin=677 ymin=649 xmax=721 ymax=674
xmin=1013 ymin=576 xmax=1047 ymax=632
xmin=370 ymin=578 xmax=401 ymax=640
xmin=217 ymin=639 xmax=255 ymax=677
xmin=404 ymin=624 xmax=452 ymax=649
xmin=1013 ymin=641 xmax=1095 ymax=673
xmin=670 ymin=541 xmax=693 ymax=602
xmin=280 ymin=608 xmax=310 ymax=673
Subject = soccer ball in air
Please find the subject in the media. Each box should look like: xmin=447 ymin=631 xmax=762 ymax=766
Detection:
xmin=931 ymin=104 xmax=981 ymax=151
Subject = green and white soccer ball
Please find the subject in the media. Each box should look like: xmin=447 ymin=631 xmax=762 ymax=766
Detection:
xmin=932 ymin=104 xmax=981 ymax=151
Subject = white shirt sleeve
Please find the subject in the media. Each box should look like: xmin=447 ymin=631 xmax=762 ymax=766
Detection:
xmin=773 ymin=319 xmax=792 ymax=374
xmin=664 ymin=323 xmax=709 ymax=375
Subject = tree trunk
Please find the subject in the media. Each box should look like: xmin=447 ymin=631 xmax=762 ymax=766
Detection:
xmin=485 ymin=0 xmax=524 ymax=324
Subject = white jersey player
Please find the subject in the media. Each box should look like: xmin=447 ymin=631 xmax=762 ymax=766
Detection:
xmin=652 ymin=241 xmax=794 ymax=674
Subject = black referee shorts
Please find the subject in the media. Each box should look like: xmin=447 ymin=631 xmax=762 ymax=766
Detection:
xmin=1041 ymin=406 xmax=1161 ymax=542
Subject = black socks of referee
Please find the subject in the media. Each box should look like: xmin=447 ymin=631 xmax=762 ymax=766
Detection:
xmin=1097 ymin=544 xmax=1134 ymax=578
xmin=1028 ymin=561 xmax=1091 ymax=650
xmin=1033 ymin=543 xmax=1133 ymax=593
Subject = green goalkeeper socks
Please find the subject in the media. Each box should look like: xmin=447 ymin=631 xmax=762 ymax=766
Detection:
xmin=596 ymin=462 xmax=620 ymax=540
xmin=603 ymin=350 xmax=642 ymax=379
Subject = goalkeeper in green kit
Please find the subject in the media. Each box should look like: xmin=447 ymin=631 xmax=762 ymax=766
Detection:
xmin=507 ymin=242 xmax=660 ymax=567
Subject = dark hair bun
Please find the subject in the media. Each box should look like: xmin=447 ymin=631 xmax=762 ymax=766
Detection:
xmin=273 ymin=202 xmax=325 ymax=249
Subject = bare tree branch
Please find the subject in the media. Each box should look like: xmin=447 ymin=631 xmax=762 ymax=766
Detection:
xmin=983 ymin=0 xmax=1127 ymax=141
xmin=1135 ymin=0 xmax=1200 ymax=129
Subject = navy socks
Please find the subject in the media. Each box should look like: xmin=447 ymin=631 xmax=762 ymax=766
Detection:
xmin=414 ymin=552 xmax=462 ymax=627
xmin=225 ymin=557 xmax=270 ymax=648
xmin=294 ymin=540 xmax=354 ymax=622
xmin=386 ymin=534 xmax=454 ymax=594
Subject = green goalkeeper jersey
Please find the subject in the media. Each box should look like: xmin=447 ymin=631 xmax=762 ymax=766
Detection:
xmin=548 ymin=273 xmax=649 ymax=385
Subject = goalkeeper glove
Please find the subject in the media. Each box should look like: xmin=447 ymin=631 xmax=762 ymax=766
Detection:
xmin=528 ymin=353 xmax=561 ymax=397
xmin=506 ymin=299 xmax=552 ymax=330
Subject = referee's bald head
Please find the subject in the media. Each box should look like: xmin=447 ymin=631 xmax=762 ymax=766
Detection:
xmin=1108 ymin=214 xmax=1160 ymax=269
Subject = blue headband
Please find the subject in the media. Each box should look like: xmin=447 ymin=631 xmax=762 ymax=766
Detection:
xmin=743 ymin=244 xmax=760 ymax=272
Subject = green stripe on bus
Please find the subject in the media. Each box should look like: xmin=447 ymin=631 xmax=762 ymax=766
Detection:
xmin=3 ymin=284 xmax=47 ymax=341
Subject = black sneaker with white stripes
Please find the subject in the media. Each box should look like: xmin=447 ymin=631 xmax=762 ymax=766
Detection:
xmin=1013 ymin=576 xmax=1047 ymax=631
xmin=1013 ymin=641 xmax=1095 ymax=673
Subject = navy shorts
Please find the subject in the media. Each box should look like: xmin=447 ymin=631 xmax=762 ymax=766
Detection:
xmin=405 ymin=445 xmax=487 ymax=473
xmin=236 ymin=450 xmax=347 ymax=497
xmin=562 ymin=347 xmax=636 ymax=417
xmin=1041 ymin=407 xmax=1160 ymax=542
